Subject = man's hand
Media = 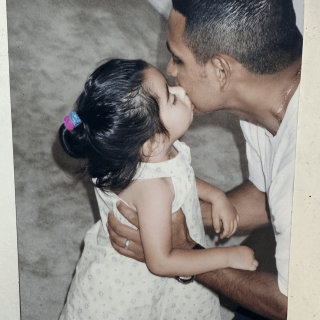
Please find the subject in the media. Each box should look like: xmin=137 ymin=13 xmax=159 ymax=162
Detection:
xmin=107 ymin=202 xmax=144 ymax=262
xmin=107 ymin=201 xmax=195 ymax=262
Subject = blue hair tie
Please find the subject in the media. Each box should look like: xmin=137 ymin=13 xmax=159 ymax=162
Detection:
xmin=70 ymin=111 xmax=82 ymax=126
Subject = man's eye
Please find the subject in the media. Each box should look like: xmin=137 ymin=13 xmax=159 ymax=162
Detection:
xmin=173 ymin=57 xmax=182 ymax=65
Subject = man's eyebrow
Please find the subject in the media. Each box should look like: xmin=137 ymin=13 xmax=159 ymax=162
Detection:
xmin=166 ymin=41 xmax=173 ymax=55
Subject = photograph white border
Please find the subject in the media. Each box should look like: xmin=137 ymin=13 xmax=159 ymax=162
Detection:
xmin=1 ymin=0 xmax=319 ymax=319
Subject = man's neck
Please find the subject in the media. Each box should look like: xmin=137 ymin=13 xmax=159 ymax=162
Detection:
xmin=225 ymin=59 xmax=302 ymax=136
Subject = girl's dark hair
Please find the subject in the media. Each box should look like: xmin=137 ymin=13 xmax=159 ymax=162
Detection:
xmin=59 ymin=59 xmax=168 ymax=194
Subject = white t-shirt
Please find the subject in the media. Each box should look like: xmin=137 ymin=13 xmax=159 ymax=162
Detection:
xmin=240 ymin=87 xmax=300 ymax=296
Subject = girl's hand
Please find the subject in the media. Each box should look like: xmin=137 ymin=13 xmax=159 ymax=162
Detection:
xmin=211 ymin=200 xmax=239 ymax=239
xmin=227 ymin=246 xmax=259 ymax=271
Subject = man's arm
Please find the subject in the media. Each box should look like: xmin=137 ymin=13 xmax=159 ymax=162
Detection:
xmin=198 ymin=180 xmax=287 ymax=320
xmin=228 ymin=180 xmax=271 ymax=233
xmin=197 ymin=268 xmax=287 ymax=320
xmin=200 ymin=180 xmax=270 ymax=234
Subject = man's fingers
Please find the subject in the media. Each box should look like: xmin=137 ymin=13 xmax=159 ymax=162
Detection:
xmin=107 ymin=212 xmax=142 ymax=244
xmin=109 ymin=231 xmax=144 ymax=258
xmin=116 ymin=201 xmax=139 ymax=228
xmin=107 ymin=222 xmax=127 ymax=248
xmin=110 ymin=240 xmax=145 ymax=263
xmin=171 ymin=208 xmax=196 ymax=249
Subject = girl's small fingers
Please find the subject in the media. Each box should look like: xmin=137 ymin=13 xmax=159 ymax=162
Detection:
xmin=228 ymin=220 xmax=234 ymax=238
xmin=220 ymin=225 xmax=228 ymax=239
xmin=212 ymin=215 xmax=221 ymax=234
xmin=221 ymin=218 xmax=232 ymax=238
xmin=249 ymin=264 xmax=257 ymax=271
xmin=231 ymin=219 xmax=237 ymax=236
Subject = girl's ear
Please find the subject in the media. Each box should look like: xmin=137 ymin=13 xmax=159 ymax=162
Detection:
xmin=141 ymin=134 xmax=163 ymax=158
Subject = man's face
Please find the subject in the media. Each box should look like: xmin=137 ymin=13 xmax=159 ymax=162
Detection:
xmin=166 ymin=10 xmax=222 ymax=115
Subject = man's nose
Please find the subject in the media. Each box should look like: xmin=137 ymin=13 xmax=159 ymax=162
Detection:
xmin=166 ymin=57 xmax=177 ymax=77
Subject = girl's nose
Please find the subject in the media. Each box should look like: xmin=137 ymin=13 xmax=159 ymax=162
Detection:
xmin=166 ymin=57 xmax=177 ymax=77
xmin=175 ymin=86 xmax=186 ymax=99
xmin=168 ymin=85 xmax=186 ymax=98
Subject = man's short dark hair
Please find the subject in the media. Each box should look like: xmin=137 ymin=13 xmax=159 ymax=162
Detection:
xmin=172 ymin=0 xmax=303 ymax=74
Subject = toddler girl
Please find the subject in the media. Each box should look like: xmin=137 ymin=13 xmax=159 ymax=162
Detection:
xmin=59 ymin=59 xmax=258 ymax=320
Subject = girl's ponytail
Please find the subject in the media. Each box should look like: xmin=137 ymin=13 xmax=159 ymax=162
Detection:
xmin=59 ymin=59 xmax=168 ymax=194
xmin=59 ymin=113 xmax=89 ymax=159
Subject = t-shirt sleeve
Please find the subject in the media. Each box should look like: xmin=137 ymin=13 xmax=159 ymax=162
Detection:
xmin=268 ymin=135 xmax=296 ymax=297
xmin=275 ymin=225 xmax=291 ymax=296
xmin=240 ymin=120 xmax=266 ymax=192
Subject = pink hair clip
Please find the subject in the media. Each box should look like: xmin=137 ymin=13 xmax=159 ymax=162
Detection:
xmin=63 ymin=111 xmax=82 ymax=131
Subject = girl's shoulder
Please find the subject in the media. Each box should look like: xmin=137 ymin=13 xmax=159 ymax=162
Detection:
xmin=121 ymin=177 xmax=175 ymax=211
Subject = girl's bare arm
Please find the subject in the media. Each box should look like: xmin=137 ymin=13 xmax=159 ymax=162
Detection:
xmin=131 ymin=178 xmax=256 ymax=277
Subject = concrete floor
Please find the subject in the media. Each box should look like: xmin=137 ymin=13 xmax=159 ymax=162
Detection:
xmin=7 ymin=0 xmax=281 ymax=319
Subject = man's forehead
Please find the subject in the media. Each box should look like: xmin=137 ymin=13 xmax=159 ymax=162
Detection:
xmin=167 ymin=9 xmax=199 ymax=67
xmin=167 ymin=10 xmax=186 ymax=47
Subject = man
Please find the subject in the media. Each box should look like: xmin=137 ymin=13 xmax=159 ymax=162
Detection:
xmin=107 ymin=1 xmax=302 ymax=319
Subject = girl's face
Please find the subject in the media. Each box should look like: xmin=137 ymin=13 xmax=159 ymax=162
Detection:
xmin=144 ymin=66 xmax=194 ymax=142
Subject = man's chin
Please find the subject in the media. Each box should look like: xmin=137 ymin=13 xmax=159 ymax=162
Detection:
xmin=193 ymin=108 xmax=206 ymax=116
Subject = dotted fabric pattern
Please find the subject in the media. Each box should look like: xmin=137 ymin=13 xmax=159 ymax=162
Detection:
xmin=59 ymin=140 xmax=221 ymax=320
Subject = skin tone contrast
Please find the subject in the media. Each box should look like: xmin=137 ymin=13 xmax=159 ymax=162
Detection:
xmin=108 ymin=8 xmax=302 ymax=320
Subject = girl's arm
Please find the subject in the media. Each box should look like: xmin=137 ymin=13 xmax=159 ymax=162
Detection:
xmin=131 ymin=178 xmax=257 ymax=277
xmin=196 ymin=177 xmax=239 ymax=238
xmin=196 ymin=176 xmax=226 ymax=203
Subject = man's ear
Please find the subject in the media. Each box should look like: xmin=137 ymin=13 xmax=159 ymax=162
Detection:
xmin=209 ymin=55 xmax=231 ymax=92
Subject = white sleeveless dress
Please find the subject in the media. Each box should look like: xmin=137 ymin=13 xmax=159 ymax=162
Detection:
xmin=59 ymin=140 xmax=221 ymax=320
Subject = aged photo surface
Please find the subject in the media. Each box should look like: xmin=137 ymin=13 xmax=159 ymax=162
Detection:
xmin=4 ymin=0 xmax=308 ymax=319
